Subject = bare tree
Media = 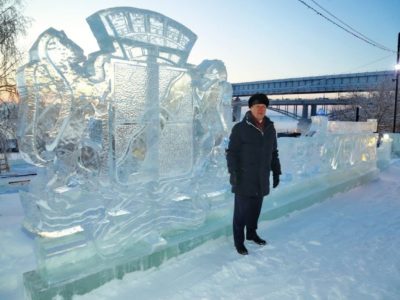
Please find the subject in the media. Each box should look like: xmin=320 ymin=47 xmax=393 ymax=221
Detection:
xmin=0 ymin=98 xmax=18 ymax=172
xmin=364 ymin=79 xmax=397 ymax=132
xmin=0 ymin=0 xmax=29 ymax=98
xmin=0 ymin=0 xmax=29 ymax=172
xmin=330 ymin=79 xmax=396 ymax=133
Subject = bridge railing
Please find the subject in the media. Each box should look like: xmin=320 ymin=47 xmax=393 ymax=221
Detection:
xmin=232 ymin=70 xmax=395 ymax=96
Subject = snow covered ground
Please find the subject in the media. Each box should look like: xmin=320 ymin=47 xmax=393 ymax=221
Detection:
xmin=1 ymin=159 xmax=400 ymax=300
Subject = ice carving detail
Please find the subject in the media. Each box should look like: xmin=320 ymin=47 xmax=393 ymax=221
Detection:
xmin=15 ymin=7 xmax=379 ymax=291
xmin=16 ymin=7 xmax=233 ymax=260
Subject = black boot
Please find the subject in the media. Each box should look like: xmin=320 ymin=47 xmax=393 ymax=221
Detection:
xmin=235 ymin=244 xmax=248 ymax=255
xmin=246 ymin=232 xmax=267 ymax=245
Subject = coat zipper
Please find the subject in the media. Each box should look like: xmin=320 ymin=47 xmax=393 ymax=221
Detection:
xmin=245 ymin=119 xmax=272 ymax=136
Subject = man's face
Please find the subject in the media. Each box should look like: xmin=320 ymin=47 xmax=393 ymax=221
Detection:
xmin=250 ymin=104 xmax=267 ymax=122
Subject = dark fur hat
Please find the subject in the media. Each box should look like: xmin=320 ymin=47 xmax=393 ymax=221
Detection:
xmin=248 ymin=93 xmax=269 ymax=108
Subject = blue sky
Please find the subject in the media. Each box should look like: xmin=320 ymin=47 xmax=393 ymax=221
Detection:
xmin=20 ymin=0 xmax=400 ymax=82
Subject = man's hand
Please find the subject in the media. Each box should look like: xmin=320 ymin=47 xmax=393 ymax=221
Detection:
xmin=273 ymin=173 xmax=280 ymax=188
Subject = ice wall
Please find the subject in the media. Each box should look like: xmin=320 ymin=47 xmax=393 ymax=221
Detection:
xmin=279 ymin=116 xmax=378 ymax=182
xmin=261 ymin=116 xmax=379 ymax=224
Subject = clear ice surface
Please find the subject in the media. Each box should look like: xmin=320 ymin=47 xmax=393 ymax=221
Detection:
xmin=17 ymin=7 xmax=233 ymax=284
xmin=16 ymin=7 xmax=380 ymax=293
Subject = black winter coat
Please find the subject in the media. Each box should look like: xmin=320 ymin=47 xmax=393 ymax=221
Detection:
xmin=226 ymin=111 xmax=281 ymax=197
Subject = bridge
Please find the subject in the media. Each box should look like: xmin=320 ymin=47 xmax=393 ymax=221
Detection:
xmin=232 ymin=97 xmax=357 ymax=120
xmin=231 ymin=70 xmax=395 ymax=120
xmin=232 ymin=70 xmax=395 ymax=96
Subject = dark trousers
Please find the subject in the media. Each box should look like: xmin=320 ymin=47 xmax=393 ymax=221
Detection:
xmin=233 ymin=194 xmax=263 ymax=247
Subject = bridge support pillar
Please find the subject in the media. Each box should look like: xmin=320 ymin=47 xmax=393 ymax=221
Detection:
xmin=311 ymin=104 xmax=317 ymax=117
xmin=302 ymin=104 xmax=308 ymax=119
xmin=232 ymin=97 xmax=242 ymax=122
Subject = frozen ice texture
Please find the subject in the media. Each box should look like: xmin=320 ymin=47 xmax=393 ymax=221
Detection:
xmin=16 ymin=7 xmax=379 ymax=292
xmin=279 ymin=117 xmax=378 ymax=182
xmin=17 ymin=7 xmax=232 ymax=262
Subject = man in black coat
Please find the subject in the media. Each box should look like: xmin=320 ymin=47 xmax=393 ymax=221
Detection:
xmin=226 ymin=93 xmax=281 ymax=255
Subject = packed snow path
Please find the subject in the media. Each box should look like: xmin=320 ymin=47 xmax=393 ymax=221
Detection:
xmin=1 ymin=160 xmax=400 ymax=300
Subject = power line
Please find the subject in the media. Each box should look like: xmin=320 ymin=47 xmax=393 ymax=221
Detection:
xmin=347 ymin=53 xmax=395 ymax=73
xmin=297 ymin=0 xmax=396 ymax=53
xmin=309 ymin=0 xmax=392 ymax=51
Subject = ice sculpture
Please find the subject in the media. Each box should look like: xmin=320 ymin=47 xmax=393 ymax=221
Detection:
xmin=16 ymin=7 xmax=382 ymax=299
xmin=17 ymin=5 xmax=232 ymax=279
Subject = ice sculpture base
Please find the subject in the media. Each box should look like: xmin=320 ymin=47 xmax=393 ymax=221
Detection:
xmin=24 ymin=222 xmax=232 ymax=300
xmin=23 ymin=161 xmax=379 ymax=300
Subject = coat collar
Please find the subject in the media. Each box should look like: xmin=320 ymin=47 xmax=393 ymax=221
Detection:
xmin=244 ymin=111 xmax=273 ymax=128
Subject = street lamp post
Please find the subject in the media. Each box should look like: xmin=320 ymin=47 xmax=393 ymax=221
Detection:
xmin=393 ymin=32 xmax=400 ymax=133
